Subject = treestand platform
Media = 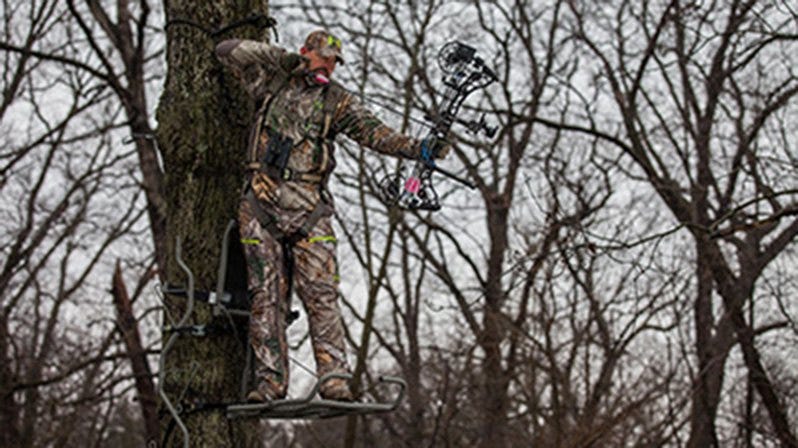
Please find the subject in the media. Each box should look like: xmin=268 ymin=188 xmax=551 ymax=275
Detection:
xmin=226 ymin=373 xmax=407 ymax=419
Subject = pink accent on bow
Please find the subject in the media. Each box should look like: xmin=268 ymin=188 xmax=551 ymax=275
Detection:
xmin=404 ymin=177 xmax=421 ymax=194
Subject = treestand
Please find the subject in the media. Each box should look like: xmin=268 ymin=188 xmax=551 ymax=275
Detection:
xmin=159 ymin=221 xmax=406 ymax=447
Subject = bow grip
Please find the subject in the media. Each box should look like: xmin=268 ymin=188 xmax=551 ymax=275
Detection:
xmin=420 ymin=138 xmax=438 ymax=167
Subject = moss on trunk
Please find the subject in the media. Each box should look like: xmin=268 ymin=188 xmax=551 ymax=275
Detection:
xmin=156 ymin=1 xmax=270 ymax=446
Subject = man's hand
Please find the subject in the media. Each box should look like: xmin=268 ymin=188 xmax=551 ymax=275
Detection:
xmin=280 ymin=52 xmax=307 ymax=72
xmin=420 ymin=137 xmax=451 ymax=161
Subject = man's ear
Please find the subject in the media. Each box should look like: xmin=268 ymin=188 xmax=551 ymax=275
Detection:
xmin=299 ymin=46 xmax=308 ymax=55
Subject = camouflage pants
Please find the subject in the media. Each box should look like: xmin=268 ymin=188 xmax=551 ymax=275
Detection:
xmin=239 ymin=197 xmax=349 ymax=398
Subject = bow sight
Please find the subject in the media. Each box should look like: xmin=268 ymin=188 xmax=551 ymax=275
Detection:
xmin=378 ymin=41 xmax=499 ymax=211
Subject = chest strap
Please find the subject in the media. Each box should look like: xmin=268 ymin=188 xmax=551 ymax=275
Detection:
xmin=246 ymin=162 xmax=324 ymax=184
xmin=248 ymin=67 xmax=296 ymax=165
xmin=248 ymin=83 xmax=337 ymax=183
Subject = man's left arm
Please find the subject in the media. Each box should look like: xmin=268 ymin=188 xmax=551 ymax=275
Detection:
xmin=332 ymin=90 xmax=423 ymax=159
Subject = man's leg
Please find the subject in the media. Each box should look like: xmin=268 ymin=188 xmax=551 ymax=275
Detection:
xmin=239 ymin=199 xmax=290 ymax=400
xmin=292 ymin=217 xmax=353 ymax=400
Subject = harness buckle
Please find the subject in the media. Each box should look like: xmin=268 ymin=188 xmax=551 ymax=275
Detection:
xmin=282 ymin=168 xmax=293 ymax=180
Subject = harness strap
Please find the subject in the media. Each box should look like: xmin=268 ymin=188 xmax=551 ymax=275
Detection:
xmin=286 ymin=200 xmax=334 ymax=245
xmin=246 ymin=162 xmax=323 ymax=184
xmin=315 ymin=104 xmax=335 ymax=174
xmin=245 ymin=188 xmax=285 ymax=240
xmin=244 ymin=187 xmax=334 ymax=311
xmin=281 ymin=238 xmax=296 ymax=314
xmin=250 ymin=83 xmax=337 ymax=182
xmin=248 ymin=71 xmax=294 ymax=165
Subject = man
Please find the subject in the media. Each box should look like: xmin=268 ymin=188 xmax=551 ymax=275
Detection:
xmin=215 ymin=30 xmax=447 ymax=402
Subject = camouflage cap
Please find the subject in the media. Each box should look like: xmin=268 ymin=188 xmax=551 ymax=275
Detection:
xmin=304 ymin=29 xmax=345 ymax=64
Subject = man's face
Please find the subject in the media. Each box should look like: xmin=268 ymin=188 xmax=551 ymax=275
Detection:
xmin=303 ymin=48 xmax=338 ymax=79
xmin=300 ymin=34 xmax=343 ymax=81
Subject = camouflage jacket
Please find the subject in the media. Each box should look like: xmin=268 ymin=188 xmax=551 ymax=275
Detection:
xmin=216 ymin=39 xmax=420 ymax=214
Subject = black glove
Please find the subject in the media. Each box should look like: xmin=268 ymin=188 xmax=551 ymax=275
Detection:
xmin=280 ymin=52 xmax=307 ymax=72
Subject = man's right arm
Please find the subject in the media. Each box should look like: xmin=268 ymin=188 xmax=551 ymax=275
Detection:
xmin=215 ymin=39 xmax=303 ymax=98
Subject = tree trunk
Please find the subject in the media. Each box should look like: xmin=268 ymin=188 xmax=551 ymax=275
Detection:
xmin=687 ymin=246 xmax=730 ymax=448
xmin=479 ymin=202 xmax=511 ymax=448
xmin=0 ymin=316 xmax=20 ymax=447
xmin=156 ymin=1 xmax=270 ymax=446
xmin=112 ymin=261 xmax=159 ymax=445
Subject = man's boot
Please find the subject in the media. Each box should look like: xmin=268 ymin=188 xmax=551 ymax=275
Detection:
xmin=247 ymin=378 xmax=286 ymax=403
xmin=319 ymin=377 xmax=354 ymax=401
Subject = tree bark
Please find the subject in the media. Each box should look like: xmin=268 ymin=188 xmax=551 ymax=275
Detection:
xmin=156 ymin=1 xmax=270 ymax=446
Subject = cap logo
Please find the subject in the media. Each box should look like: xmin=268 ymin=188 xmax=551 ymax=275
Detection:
xmin=326 ymin=35 xmax=342 ymax=49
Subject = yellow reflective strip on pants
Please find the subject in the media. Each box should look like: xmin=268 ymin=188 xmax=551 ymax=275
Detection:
xmin=307 ymin=235 xmax=337 ymax=244
xmin=240 ymin=238 xmax=261 ymax=245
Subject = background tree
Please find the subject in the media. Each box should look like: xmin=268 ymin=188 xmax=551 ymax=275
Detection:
xmin=545 ymin=1 xmax=798 ymax=446
xmin=2 ymin=0 xmax=796 ymax=446
xmin=0 ymin=0 xmax=160 ymax=445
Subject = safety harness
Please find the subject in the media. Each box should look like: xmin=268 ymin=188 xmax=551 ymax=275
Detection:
xmin=243 ymin=68 xmax=339 ymax=306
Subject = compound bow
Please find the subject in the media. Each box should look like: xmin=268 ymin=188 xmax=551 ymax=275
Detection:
xmin=378 ymin=41 xmax=499 ymax=211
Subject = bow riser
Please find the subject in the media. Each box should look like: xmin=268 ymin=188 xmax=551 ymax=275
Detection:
xmin=378 ymin=41 xmax=498 ymax=211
